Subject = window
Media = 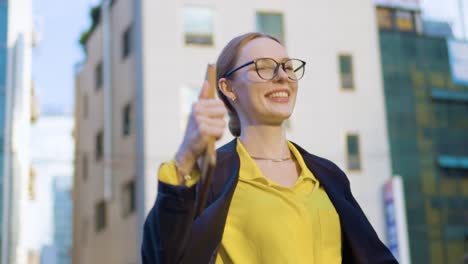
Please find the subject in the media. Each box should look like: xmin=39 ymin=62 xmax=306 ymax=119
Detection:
xmin=95 ymin=61 xmax=103 ymax=90
xmin=180 ymin=86 xmax=201 ymax=131
xmin=122 ymin=24 xmax=132 ymax=59
xmin=338 ymin=54 xmax=354 ymax=89
xmin=82 ymin=154 xmax=88 ymax=180
xmin=395 ymin=10 xmax=414 ymax=32
xmin=256 ymin=12 xmax=284 ymax=43
xmin=376 ymin=8 xmax=421 ymax=33
xmin=122 ymin=180 xmax=135 ymax=217
xmin=83 ymin=94 xmax=88 ymax=119
xmin=95 ymin=200 xmax=107 ymax=232
xmin=346 ymin=134 xmax=361 ymax=171
xmin=376 ymin=7 xmax=393 ymax=30
xmin=122 ymin=103 xmax=132 ymax=136
xmin=95 ymin=130 xmax=103 ymax=161
xmin=183 ymin=7 xmax=214 ymax=46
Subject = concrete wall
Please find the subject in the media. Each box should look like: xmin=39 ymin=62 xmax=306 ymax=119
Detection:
xmin=73 ymin=0 xmax=138 ymax=262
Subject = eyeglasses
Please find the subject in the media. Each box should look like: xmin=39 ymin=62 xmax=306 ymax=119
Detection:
xmin=223 ymin=58 xmax=306 ymax=81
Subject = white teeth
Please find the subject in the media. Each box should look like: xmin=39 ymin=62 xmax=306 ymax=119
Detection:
xmin=268 ymin=92 xmax=289 ymax=98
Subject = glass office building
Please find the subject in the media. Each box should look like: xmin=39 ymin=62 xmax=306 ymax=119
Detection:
xmin=52 ymin=177 xmax=72 ymax=264
xmin=0 ymin=0 xmax=8 ymax=259
xmin=377 ymin=7 xmax=468 ymax=263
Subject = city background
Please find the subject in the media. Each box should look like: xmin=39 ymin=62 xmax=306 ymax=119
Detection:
xmin=0 ymin=0 xmax=467 ymax=263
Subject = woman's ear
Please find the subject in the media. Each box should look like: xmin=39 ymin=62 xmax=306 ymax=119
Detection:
xmin=218 ymin=78 xmax=237 ymax=101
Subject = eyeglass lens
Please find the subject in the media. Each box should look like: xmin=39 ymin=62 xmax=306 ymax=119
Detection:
xmin=255 ymin=58 xmax=305 ymax=80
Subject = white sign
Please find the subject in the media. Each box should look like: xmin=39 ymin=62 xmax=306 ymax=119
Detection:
xmin=383 ymin=176 xmax=411 ymax=264
xmin=374 ymin=0 xmax=421 ymax=11
xmin=447 ymin=40 xmax=468 ymax=86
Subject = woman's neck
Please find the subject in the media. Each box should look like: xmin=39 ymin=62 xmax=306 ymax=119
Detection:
xmin=239 ymin=125 xmax=290 ymax=159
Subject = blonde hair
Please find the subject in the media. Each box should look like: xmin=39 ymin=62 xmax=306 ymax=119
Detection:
xmin=216 ymin=32 xmax=282 ymax=137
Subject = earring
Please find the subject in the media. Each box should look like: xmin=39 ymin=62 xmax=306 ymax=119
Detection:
xmin=231 ymin=96 xmax=237 ymax=102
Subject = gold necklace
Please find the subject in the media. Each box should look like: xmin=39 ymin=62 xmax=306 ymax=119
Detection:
xmin=250 ymin=156 xmax=291 ymax=162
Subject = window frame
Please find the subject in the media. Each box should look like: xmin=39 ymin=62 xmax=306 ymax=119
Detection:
xmin=121 ymin=180 xmax=136 ymax=218
xmin=338 ymin=53 xmax=355 ymax=90
xmin=183 ymin=6 xmax=215 ymax=47
xmin=394 ymin=9 xmax=415 ymax=32
xmin=122 ymin=102 xmax=132 ymax=136
xmin=95 ymin=61 xmax=103 ymax=91
xmin=95 ymin=200 xmax=107 ymax=232
xmin=122 ymin=23 xmax=132 ymax=60
xmin=255 ymin=11 xmax=285 ymax=44
xmin=95 ymin=130 xmax=103 ymax=161
xmin=376 ymin=7 xmax=394 ymax=30
xmin=345 ymin=132 xmax=362 ymax=172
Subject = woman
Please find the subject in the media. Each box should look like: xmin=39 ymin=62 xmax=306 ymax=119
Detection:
xmin=142 ymin=32 xmax=397 ymax=264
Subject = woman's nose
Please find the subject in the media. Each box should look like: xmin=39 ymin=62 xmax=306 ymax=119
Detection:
xmin=274 ymin=65 xmax=289 ymax=82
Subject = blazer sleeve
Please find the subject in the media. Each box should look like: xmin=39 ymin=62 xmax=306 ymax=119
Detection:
xmin=341 ymin=172 xmax=399 ymax=264
xmin=141 ymin=180 xmax=197 ymax=264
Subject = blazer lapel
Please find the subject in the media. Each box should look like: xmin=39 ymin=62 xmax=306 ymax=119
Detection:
xmin=181 ymin=139 xmax=240 ymax=263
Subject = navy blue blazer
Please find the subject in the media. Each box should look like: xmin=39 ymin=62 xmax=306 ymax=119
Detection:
xmin=142 ymin=139 xmax=398 ymax=264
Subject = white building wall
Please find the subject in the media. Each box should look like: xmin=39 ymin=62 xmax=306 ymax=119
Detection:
xmin=73 ymin=0 xmax=139 ymax=262
xmin=2 ymin=0 xmax=33 ymax=263
xmin=140 ymin=0 xmax=392 ymax=240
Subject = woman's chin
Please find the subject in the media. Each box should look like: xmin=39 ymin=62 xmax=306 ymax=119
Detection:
xmin=262 ymin=113 xmax=292 ymax=126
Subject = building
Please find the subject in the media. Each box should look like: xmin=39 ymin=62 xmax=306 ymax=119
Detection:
xmin=27 ymin=114 xmax=74 ymax=264
xmin=73 ymin=0 xmax=393 ymax=262
xmin=26 ymin=250 xmax=40 ymax=264
xmin=422 ymin=19 xmax=454 ymax=38
xmin=375 ymin=3 xmax=468 ymax=264
xmin=0 ymin=2 xmax=8 ymax=259
xmin=52 ymin=177 xmax=72 ymax=264
xmin=0 ymin=0 xmax=34 ymax=263
xmin=40 ymin=245 xmax=57 ymax=264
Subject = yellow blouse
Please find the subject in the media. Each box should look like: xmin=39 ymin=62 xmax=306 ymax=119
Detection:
xmin=158 ymin=139 xmax=342 ymax=264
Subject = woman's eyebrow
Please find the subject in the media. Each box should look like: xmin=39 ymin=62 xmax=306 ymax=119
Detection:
xmin=254 ymin=57 xmax=290 ymax=62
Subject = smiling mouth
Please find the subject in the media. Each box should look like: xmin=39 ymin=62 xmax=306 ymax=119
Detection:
xmin=265 ymin=90 xmax=291 ymax=103
xmin=265 ymin=89 xmax=291 ymax=101
xmin=267 ymin=91 xmax=289 ymax=98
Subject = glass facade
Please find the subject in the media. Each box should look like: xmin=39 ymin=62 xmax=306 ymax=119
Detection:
xmin=376 ymin=7 xmax=422 ymax=34
xmin=379 ymin=31 xmax=468 ymax=264
xmin=52 ymin=178 xmax=72 ymax=264
xmin=0 ymin=0 xmax=8 ymax=259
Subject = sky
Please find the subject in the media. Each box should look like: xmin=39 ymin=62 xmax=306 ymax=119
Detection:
xmin=421 ymin=0 xmax=468 ymax=38
xmin=32 ymin=0 xmax=99 ymax=115
xmin=27 ymin=0 xmax=98 ymax=252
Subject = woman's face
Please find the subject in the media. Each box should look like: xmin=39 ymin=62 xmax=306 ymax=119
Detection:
xmin=229 ymin=37 xmax=298 ymax=127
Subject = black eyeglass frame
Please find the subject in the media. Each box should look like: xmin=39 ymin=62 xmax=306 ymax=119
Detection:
xmin=222 ymin=58 xmax=306 ymax=81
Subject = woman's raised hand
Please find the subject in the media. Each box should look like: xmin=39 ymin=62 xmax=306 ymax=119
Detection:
xmin=174 ymin=81 xmax=227 ymax=179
